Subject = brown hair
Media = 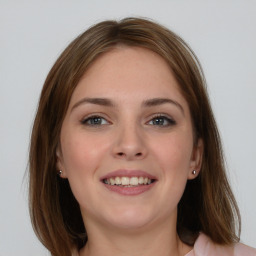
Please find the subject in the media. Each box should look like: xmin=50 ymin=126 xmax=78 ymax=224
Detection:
xmin=29 ymin=17 xmax=241 ymax=256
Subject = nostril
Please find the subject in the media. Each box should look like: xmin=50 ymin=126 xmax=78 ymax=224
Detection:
xmin=116 ymin=152 xmax=143 ymax=157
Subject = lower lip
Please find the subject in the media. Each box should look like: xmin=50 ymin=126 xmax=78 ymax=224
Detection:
xmin=103 ymin=183 xmax=156 ymax=196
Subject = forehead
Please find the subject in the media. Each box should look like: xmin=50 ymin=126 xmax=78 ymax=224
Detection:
xmin=70 ymin=46 xmax=186 ymax=107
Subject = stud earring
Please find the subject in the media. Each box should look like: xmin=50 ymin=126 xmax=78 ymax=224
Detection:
xmin=58 ymin=170 xmax=62 ymax=176
xmin=192 ymin=170 xmax=196 ymax=175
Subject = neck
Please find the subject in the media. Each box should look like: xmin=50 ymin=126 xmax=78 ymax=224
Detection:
xmin=79 ymin=215 xmax=192 ymax=256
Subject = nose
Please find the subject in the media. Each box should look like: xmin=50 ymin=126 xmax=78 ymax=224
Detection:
xmin=112 ymin=124 xmax=147 ymax=161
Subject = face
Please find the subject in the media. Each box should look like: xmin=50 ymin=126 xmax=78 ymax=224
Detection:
xmin=57 ymin=46 xmax=203 ymax=232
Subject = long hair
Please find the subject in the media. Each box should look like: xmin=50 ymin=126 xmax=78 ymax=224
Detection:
xmin=29 ymin=17 xmax=240 ymax=256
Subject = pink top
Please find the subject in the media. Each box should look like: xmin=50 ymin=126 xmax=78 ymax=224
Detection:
xmin=72 ymin=233 xmax=256 ymax=256
xmin=185 ymin=233 xmax=256 ymax=256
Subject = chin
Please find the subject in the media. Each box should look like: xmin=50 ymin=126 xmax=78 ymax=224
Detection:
xmin=102 ymin=206 xmax=154 ymax=230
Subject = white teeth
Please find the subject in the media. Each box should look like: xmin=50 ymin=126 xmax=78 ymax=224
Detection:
xmin=115 ymin=177 xmax=121 ymax=185
xmin=110 ymin=178 xmax=115 ymax=185
xmin=121 ymin=177 xmax=129 ymax=185
xmin=138 ymin=177 xmax=144 ymax=185
xmin=130 ymin=177 xmax=139 ymax=186
xmin=104 ymin=176 xmax=154 ymax=186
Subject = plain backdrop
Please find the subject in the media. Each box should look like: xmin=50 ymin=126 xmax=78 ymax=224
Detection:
xmin=0 ymin=0 xmax=255 ymax=255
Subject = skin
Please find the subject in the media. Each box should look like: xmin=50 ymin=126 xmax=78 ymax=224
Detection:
xmin=57 ymin=46 xmax=203 ymax=256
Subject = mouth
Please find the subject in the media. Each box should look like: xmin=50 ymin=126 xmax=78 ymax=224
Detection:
xmin=100 ymin=170 xmax=157 ymax=196
xmin=102 ymin=176 xmax=156 ymax=187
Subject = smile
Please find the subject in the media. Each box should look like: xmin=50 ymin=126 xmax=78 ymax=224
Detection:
xmin=100 ymin=170 xmax=157 ymax=196
xmin=103 ymin=176 xmax=155 ymax=186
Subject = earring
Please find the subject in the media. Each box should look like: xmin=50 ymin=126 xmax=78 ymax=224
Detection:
xmin=192 ymin=170 xmax=196 ymax=175
xmin=58 ymin=170 xmax=62 ymax=176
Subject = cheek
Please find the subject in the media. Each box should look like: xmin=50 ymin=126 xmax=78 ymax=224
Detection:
xmin=60 ymin=130 xmax=108 ymax=177
xmin=152 ymin=133 xmax=193 ymax=171
xmin=60 ymin=132 xmax=109 ymax=208
xmin=151 ymin=130 xmax=194 ymax=201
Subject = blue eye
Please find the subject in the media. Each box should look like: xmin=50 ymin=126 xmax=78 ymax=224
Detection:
xmin=148 ymin=116 xmax=176 ymax=126
xmin=81 ymin=116 xmax=109 ymax=126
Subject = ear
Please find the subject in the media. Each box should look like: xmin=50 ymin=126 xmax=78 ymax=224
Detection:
xmin=187 ymin=138 xmax=204 ymax=180
xmin=56 ymin=146 xmax=67 ymax=178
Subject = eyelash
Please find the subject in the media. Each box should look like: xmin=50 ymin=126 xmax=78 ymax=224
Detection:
xmin=80 ymin=115 xmax=109 ymax=126
xmin=80 ymin=114 xmax=176 ymax=127
xmin=147 ymin=114 xmax=176 ymax=127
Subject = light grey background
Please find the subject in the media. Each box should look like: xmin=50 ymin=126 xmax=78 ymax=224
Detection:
xmin=0 ymin=0 xmax=255 ymax=255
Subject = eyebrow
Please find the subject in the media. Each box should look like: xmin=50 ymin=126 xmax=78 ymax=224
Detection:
xmin=71 ymin=97 xmax=184 ymax=114
xmin=142 ymin=98 xmax=184 ymax=114
xmin=71 ymin=97 xmax=115 ymax=111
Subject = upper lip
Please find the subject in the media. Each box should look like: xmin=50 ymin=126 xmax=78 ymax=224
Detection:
xmin=100 ymin=169 xmax=157 ymax=181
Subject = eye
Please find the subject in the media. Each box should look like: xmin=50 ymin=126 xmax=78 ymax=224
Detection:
xmin=81 ymin=115 xmax=109 ymax=126
xmin=147 ymin=115 xmax=176 ymax=127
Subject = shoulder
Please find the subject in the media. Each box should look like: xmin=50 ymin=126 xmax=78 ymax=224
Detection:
xmin=234 ymin=242 xmax=256 ymax=256
xmin=191 ymin=233 xmax=256 ymax=256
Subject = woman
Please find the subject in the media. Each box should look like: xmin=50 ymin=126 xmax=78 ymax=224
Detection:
xmin=29 ymin=18 xmax=256 ymax=256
